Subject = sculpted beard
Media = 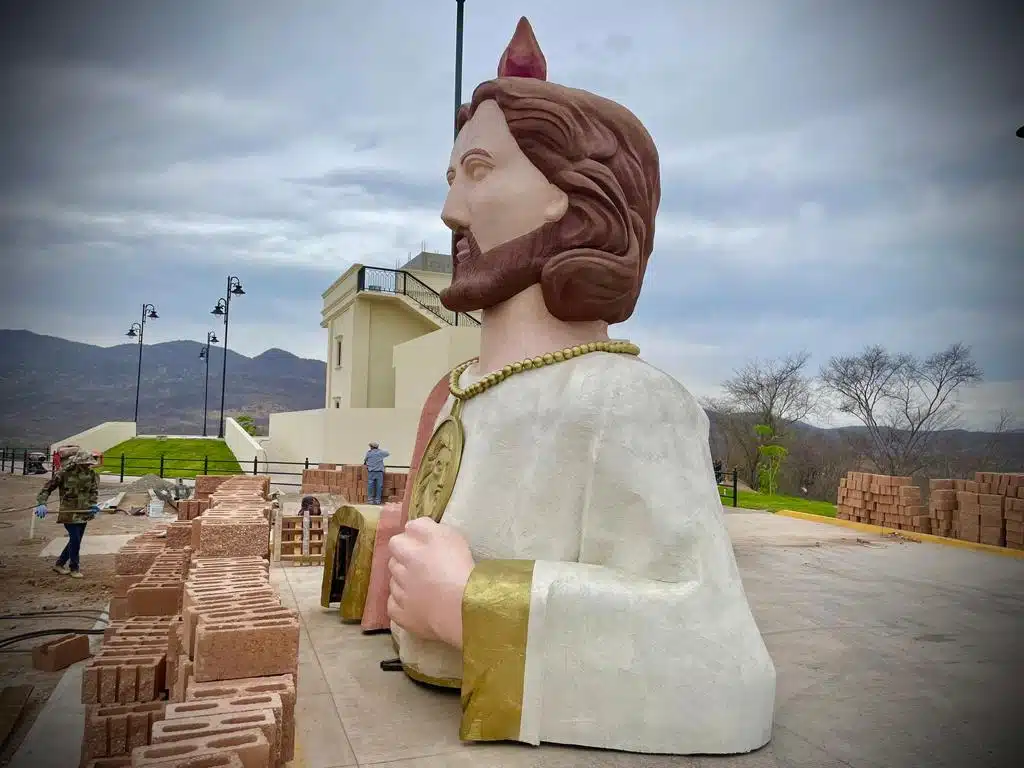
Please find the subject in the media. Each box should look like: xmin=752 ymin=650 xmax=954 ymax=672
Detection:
xmin=440 ymin=222 xmax=560 ymax=313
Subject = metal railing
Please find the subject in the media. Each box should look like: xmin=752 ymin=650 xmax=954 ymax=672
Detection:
xmin=718 ymin=468 xmax=739 ymax=508
xmin=357 ymin=266 xmax=481 ymax=327
xmin=4 ymin=445 xmax=738 ymax=506
xmin=0 ymin=447 xmax=411 ymax=488
xmin=1 ymin=447 xmax=51 ymax=475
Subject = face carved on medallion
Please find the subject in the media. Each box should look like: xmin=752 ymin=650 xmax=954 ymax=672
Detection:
xmin=411 ymin=421 xmax=459 ymax=524
xmin=439 ymin=17 xmax=661 ymax=325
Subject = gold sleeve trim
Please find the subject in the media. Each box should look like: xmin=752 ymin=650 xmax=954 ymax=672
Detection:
xmin=319 ymin=505 xmax=380 ymax=622
xmin=459 ymin=559 xmax=535 ymax=743
xmin=402 ymin=662 xmax=462 ymax=690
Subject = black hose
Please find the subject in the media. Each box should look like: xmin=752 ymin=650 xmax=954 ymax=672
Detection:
xmin=0 ymin=627 xmax=106 ymax=650
xmin=0 ymin=613 xmax=109 ymax=623
xmin=0 ymin=610 xmax=109 ymax=621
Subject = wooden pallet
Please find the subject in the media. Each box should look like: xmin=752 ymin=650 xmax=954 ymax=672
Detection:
xmin=272 ymin=512 xmax=326 ymax=565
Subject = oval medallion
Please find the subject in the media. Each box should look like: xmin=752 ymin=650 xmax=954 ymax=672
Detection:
xmin=407 ymin=414 xmax=464 ymax=523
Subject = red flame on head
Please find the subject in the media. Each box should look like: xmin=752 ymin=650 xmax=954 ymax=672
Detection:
xmin=497 ymin=17 xmax=547 ymax=81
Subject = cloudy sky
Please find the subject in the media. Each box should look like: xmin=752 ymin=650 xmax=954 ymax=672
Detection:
xmin=1 ymin=0 xmax=1021 ymax=429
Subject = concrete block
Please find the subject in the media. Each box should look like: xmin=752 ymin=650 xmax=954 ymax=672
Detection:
xmin=127 ymin=581 xmax=184 ymax=617
xmin=192 ymin=519 xmax=271 ymax=559
xmin=185 ymin=675 xmax=294 ymax=762
xmin=182 ymin=594 xmax=279 ymax=657
xmin=151 ymin=709 xmax=279 ymax=766
xmin=193 ymin=612 xmax=300 ymax=682
xmin=82 ymin=701 xmax=166 ymax=761
xmin=31 ymin=633 xmax=91 ymax=672
xmin=129 ymin=728 xmax=268 ymax=767
xmin=83 ymin=654 xmax=167 ymax=704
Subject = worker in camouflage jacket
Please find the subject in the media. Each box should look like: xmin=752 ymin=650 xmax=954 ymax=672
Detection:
xmin=35 ymin=448 xmax=101 ymax=578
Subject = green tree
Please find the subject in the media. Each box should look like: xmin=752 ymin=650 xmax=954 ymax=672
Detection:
xmin=754 ymin=424 xmax=787 ymax=496
xmin=234 ymin=415 xmax=258 ymax=436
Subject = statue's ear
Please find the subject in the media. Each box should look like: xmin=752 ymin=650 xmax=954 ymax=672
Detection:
xmin=544 ymin=185 xmax=569 ymax=223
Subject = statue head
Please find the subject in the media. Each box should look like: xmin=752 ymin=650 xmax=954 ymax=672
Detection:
xmin=440 ymin=17 xmax=661 ymax=325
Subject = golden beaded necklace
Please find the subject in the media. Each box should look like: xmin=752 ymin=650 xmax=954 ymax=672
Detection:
xmin=407 ymin=340 xmax=640 ymax=523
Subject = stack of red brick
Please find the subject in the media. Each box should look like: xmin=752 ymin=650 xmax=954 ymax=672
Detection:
xmin=928 ymin=472 xmax=1024 ymax=549
xmin=299 ymin=462 xmax=407 ymax=503
xmin=836 ymin=472 xmax=928 ymax=532
xmin=81 ymin=475 xmax=299 ymax=768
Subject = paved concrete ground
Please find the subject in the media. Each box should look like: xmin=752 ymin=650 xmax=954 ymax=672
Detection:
xmin=37 ymin=533 xmax=138 ymax=558
xmin=10 ymin=511 xmax=1022 ymax=767
xmin=287 ymin=510 xmax=1024 ymax=768
xmin=8 ymin=619 xmax=107 ymax=768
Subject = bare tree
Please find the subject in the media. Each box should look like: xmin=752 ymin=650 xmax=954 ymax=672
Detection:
xmin=929 ymin=409 xmax=1018 ymax=478
xmin=819 ymin=343 xmax=983 ymax=476
xmin=720 ymin=352 xmax=817 ymax=439
xmin=704 ymin=399 xmax=761 ymax=487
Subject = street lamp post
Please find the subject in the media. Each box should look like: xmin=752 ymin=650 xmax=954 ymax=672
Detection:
xmin=126 ymin=303 xmax=159 ymax=425
xmin=198 ymin=331 xmax=219 ymax=437
xmin=211 ymin=276 xmax=245 ymax=439
xmin=451 ymin=0 xmax=466 ymax=259
xmin=454 ymin=0 xmax=465 ymax=138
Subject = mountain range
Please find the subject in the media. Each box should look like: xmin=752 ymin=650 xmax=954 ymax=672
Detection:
xmin=1 ymin=329 xmax=1020 ymax=476
xmin=0 ymin=330 xmax=326 ymax=449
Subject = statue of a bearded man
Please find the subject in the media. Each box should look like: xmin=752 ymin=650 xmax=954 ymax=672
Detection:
xmin=385 ymin=17 xmax=776 ymax=756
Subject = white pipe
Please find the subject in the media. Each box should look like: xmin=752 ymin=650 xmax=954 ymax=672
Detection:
xmin=28 ymin=508 xmax=36 ymax=541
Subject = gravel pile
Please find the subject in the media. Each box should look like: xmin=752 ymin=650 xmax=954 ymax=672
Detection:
xmin=123 ymin=474 xmax=177 ymax=496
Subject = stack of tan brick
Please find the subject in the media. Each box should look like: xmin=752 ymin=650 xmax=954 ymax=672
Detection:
xmin=926 ymin=479 xmax=960 ymax=538
xmin=299 ymin=463 xmax=407 ymax=503
xmin=836 ymin=472 xmax=928 ymax=532
xmin=909 ymin=473 xmax=1023 ymax=549
xmin=950 ymin=472 xmax=1024 ymax=548
xmin=81 ymin=475 xmax=300 ymax=768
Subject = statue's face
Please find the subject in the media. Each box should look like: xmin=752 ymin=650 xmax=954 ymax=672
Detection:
xmin=442 ymin=100 xmax=567 ymax=257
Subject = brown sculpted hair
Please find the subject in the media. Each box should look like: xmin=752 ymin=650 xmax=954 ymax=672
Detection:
xmin=449 ymin=77 xmax=661 ymax=324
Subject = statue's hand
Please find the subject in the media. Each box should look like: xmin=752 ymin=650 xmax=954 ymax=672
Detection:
xmin=387 ymin=517 xmax=474 ymax=649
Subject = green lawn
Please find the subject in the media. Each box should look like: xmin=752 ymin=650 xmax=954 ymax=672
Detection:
xmin=97 ymin=438 xmax=243 ymax=479
xmin=735 ymin=489 xmax=837 ymax=518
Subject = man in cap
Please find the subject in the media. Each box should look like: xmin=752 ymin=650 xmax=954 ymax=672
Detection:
xmin=363 ymin=441 xmax=390 ymax=505
xmin=35 ymin=449 xmax=101 ymax=579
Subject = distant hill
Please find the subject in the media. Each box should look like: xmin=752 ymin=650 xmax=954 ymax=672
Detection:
xmin=0 ymin=330 xmax=326 ymax=449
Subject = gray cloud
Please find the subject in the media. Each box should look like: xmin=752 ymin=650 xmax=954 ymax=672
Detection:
xmin=1 ymin=0 xmax=1021 ymax=429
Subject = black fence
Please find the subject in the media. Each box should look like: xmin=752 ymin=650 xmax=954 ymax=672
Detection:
xmin=3 ymin=446 xmax=738 ymax=505
xmin=718 ymin=468 xmax=739 ymax=508
xmin=358 ymin=266 xmax=481 ymax=327
xmin=95 ymin=455 xmax=412 ymax=487
xmin=1 ymin=447 xmax=49 ymax=475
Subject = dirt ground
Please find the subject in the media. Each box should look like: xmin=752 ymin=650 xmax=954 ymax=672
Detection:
xmin=0 ymin=475 xmax=159 ymax=766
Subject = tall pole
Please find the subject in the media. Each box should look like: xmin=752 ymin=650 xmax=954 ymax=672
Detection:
xmin=451 ymin=0 xmax=466 ymax=259
xmin=131 ymin=303 xmax=157 ymax=425
xmin=214 ymin=276 xmax=244 ymax=439
xmin=218 ymin=279 xmax=231 ymax=439
xmin=454 ymin=0 xmax=465 ymax=138
xmin=201 ymin=334 xmax=214 ymax=437
xmin=202 ymin=345 xmax=210 ymax=437
xmin=133 ymin=310 xmax=144 ymax=424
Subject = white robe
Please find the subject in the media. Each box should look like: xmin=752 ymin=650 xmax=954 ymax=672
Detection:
xmin=394 ymin=350 xmax=776 ymax=754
